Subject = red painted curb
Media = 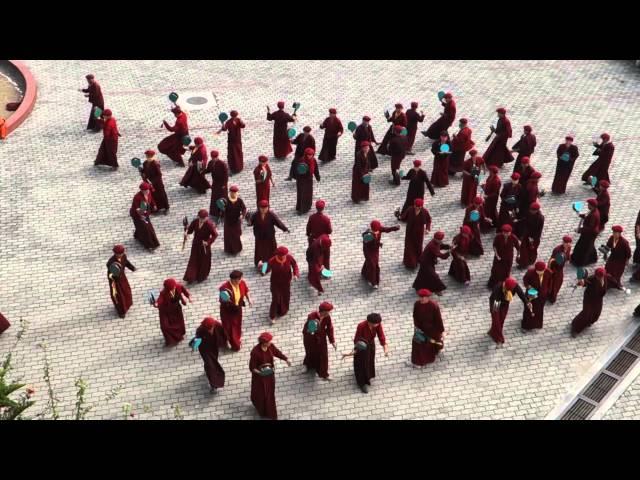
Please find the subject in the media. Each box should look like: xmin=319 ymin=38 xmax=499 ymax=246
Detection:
xmin=5 ymin=60 xmax=37 ymax=134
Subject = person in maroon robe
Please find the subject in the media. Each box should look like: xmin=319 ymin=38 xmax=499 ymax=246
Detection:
xmin=158 ymin=106 xmax=189 ymax=167
xmin=515 ymin=202 xmax=545 ymax=269
xmin=408 ymin=289 xmax=444 ymax=367
xmin=353 ymin=116 xmax=379 ymax=169
xmin=262 ymin=246 xmax=300 ymax=324
xmin=488 ymin=224 xmax=521 ymax=288
xmin=287 ymin=126 xmax=316 ymax=181
xmin=460 ymin=151 xmax=484 ymax=207
xmin=254 ymin=155 xmax=275 ymax=208
xmin=483 ymin=107 xmax=514 ymax=168
xmin=401 ymin=198 xmax=431 ymax=269
xmin=496 ymin=172 xmax=522 ymax=232
xmin=130 ymin=182 xmax=160 ymax=251
xmin=488 ymin=277 xmax=531 ymax=344
xmin=423 ymin=92 xmax=456 ymax=139
xmin=430 ymin=131 xmax=452 ymax=187
xmin=571 ymin=198 xmax=601 ymax=267
xmin=604 ymin=225 xmax=631 ymax=287
xmin=521 ymin=261 xmax=552 ymax=330
xmin=449 ymin=118 xmax=475 ymax=175
xmin=413 ymin=231 xmax=450 ymax=294
xmin=180 ymin=137 xmax=211 ymax=194
xmin=352 ymin=141 xmax=372 ymax=204
xmin=571 ymin=267 xmax=621 ymax=336
xmin=206 ymin=150 xmax=229 ymax=222
xmin=140 ymin=150 xmax=169 ymax=213
xmin=463 ymin=196 xmax=492 ymax=255
xmin=405 ymin=102 xmax=425 ymax=154
xmin=302 ymin=301 xmax=336 ymax=379
xmin=400 ymin=159 xmax=435 ymax=214
xmin=378 ymin=103 xmax=408 ymax=156
xmin=219 ymin=110 xmax=245 ymax=174
xmin=79 ymin=74 xmax=104 ymax=132
xmin=511 ymin=125 xmax=537 ymax=174
xmin=183 ymin=209 xmax=218 ymax=283
xmin=194 ymin=316 xmax=227 ymax=393
xmin=388 ymin=125 xmax=408 ymax=185
xmin=295 ymin=148 xmax=320 ymax=214
xmin=154 ymin=278 xmax=191 ymax=347
xmin=448 ymin=225 xmax=472 ymax=284
xmin=267 ymin=101 xmax=296 ymax=159
xmin=514 ymin=155 xmax=535 ymax=187
xmin=221 ymin=185 xmax=247 ymax=254
xmin=518 ymin=170 xmax=542 ymax=220
xmin=318 ymin=108 xmax=344 ymax=162
xmin=249 ymin=332 xmax=291 ymax=419
xmin=634 ymin=209 xmax=640 ymax=266
xmin=343 ymin=313 xmax=388 ymax=393
xmin=0 ymin=312 xmax=10 ymax=335
xmin=219 ymin=270 xmax=253 ymax=351
xmin=247 ymin=200 xmax=290 ymax=266
xmin=306 ymin=234 xmax=331 ymax=295
xmin=482 ymin=166 xmax=501 ymax=225
xmin=595 ymin=179 xmax=611 ymax=231
xmin=582 ymin=133 xmax=615 ymax=185
xmin=547 ymin=235 xmax=573 ymax=304
xmin=306 ymin=199 xmax=333 ymax=254
xmin=362 ymin=220 xmax=400 ymax=288
xmin=106 ymin=244 xmax=135 ymax=319
xmin=94 ymin=109 xmax=120 ymax=169
xmin=551 ymin=136 xmax=580 ymax=194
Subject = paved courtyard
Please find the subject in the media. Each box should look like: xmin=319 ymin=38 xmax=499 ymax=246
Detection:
xmin=1 ymin=60 xmax=639 ymax=420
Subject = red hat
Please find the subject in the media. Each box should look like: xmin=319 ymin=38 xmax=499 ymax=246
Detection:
xmin=229 ymin=185 xmax=239 ymax=192
xmin=600 ymin=133 xmax=610 ymax=141
xmin=85 ymin=74 xmax=95 ymax=80
xmin=316 ymin=199 xmax=326 ymax=210
xmin=474 ymin=156 xmax=485 ymax=165
xmin=113 ymin=244 xmax=125 ymax=254
xmin=394 ymin=125 xmax=404 ymax=133
xmin=531 ymin=171 xmax=542 ymax=179
xmin=103 ymin=109 xmax=112 ymax=116
xmin=524 ymin=125 xmax=532 ymax=132
xmin=521 ymin=156 xmax=530 ymax=164
xmin=210 ymin=150 xmax=219 ymax=158
xmin=587 ymin=198 xmax=597 ymax=207
xmin=329 ymin=108 xmax=337 ymax=114
xmin=395 ymin=103 xmax=403 ymax=108
xmin=321 ymin=236 xmax=332 ymax=248
xmin=414 ymin=198 xmax=424 ymax=207
xmin=371 ymin=220 xmax=382 ymax=231
xmin=563 ymin=235 xmax=573 ymax=243
xmin=194 ymin=137 xmax=204 ymax=145
xmin=258 ymin=332 xmax=273 ymax=343
xmin=599 ymin=179 xmax=610 ymax=188
xmin=259 ymin=200 xmax=269 ymax=208
xmin=496 ymin=107 xmax=506 ymax=114
xmin=565 ymin=135 xmax=574 ymax=141
xmin=413 ymin=159 xmax=422 ymax=167
xmin=461 ymin=225 xmax=472 ymax=235
xmin=258 ymin=155 xmax=268 ymax=163
xmin=139 ymin=182 xmax=151 ymax=190
xmin=612 ymin=225 xmax=623 ymax=233
xmin=277 ymin=101 xmax=285 ymax=108
xmin=434 ymin=231 xmax=445 ymax=240
xmin=319 ymin=301 xmax=334 ymax=312
xmin=474 ymin=196 xmax=484 ymax=205
xmin=411 ymin=101 xmax=418 ymax=108
xmin=230 ymin=110 xmax=238 ymax=117
xmin=535 ymin=261 xmax=546 ymax=271
xmin=276 ymin=246 xmax=288 ymax=256
xmin=144 ymin=149 xmax=156 ymax=156
xmin=360 ymin=140 xmax=370 ymax=147
xmin=444 ymin=93 xmax=453 ymax=99
xmin=198 ymin=209 xmax=208 ymax=218
xmin=502 ymin=224 xmax=513 ymax=233
xmin=201 ymin=317 xmax=216 ymax=329
xmin=418 ymin=288 xmax=432 ymax=297
xmin=304 ymin=147 xmax=315 ymax=155
xmin=163 ymin=278 xmax=177 ymax=290
xmin=530 ymin=202 xmax=541 ymax=211
xmin=469 ymin=149 xmax=478 ymax=156
xmin=489 ymin=166 xmax=499 ymax=174
xmin=459 ymin=118 xmax=468 ymax=124
xmin=303 ymin=126 xmax=312 ymax=132
xmin=504 ymin=277 xmax=517 ymax=289
xmin=595 ymin=267 xmax=606 ymax=278
xmin=362 ymin=116 xmax=371 ymax=121
xmin=511 ymin=172 xmax=521 ymax=180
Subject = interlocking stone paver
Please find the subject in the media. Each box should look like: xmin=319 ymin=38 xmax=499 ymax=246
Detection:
xmin=1 ymin=60 xmax=640 ymax=420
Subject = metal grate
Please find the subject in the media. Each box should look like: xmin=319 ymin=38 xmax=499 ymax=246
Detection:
xmin=605 ymin=350 xmax=639 ymax=377
xmin=582 ymin=373 xmax=618 ymax=403
xmin=561 ymin=398 xmax=596 ymax=420
xmin=626 ymin=331 xmax=640 ymax=354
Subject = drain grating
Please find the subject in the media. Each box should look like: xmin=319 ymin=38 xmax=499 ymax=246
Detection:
xmin=561 ymin=398 xmax=596 ymax=420
xmin=582 ymin=373 xmax=618 ymax=403
xmin=626 ymin=331 xmax=640 ymax=353
xmin=605 ymin=349 xmax=639 ymax=377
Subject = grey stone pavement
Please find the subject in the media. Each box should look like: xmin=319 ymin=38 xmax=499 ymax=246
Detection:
xmin=1 ymin=60 xmax=640 ymax=420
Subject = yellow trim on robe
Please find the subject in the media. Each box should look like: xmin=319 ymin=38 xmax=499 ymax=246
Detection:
xmin=231 ymin=283 xmax=241 ymax=306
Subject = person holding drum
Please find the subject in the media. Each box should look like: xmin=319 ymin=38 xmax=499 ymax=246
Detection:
xmin=412 ymin=231 xmax=450 ymax=294
xmin=604 ymin=225 xmax=632 ymax=287
xmin=521 ymin=261 xmax=552 ymax=330
xmin=182 ymin=209 xmax=218 ymax=283
xmin=193 ymin=316 xmax=227 ymax=394
xmin=581 ymin=132 xmax=614 ymax=185
xmin=286 ymin=126 xmax=315 ymax=181
xmin=154 ymin=278 xmax=191 ymax=347
xmin=130 ymin=182 xmax=160 ymax=251
xmin=571 ymin=267 xmax=621 ymax=337
xmin=249 ymin=332 xmax=291 ymax=419
xmin=306 ymin=235 xmax=331 ymax=295
xmin=547 ymin=235 xmax=573 ymax=304
xmin=405 ymin=102 xmax=425 ymax=155
xmin=158 ymin=106 xmax=189 ymax=167
xmin=400 ymin=159 xmax=435 ymax=215
xmin=378 ymin=103 xmax=407 ymax=156
xmin=206 ymin=150 xmax=229 ymax=223
xmin=295 ymin=148 xmax=320 ymax=214
xmin=79 ymin=74 xmax=104 ymax=132
xmin=400 ymin=198 xmax=432 ymax=269
xmin=94 ymin=109 xmax=120 ymax=169
xmin=179 ymin=137 xmax=210 ymax=194
xmin=218 ymin=270 xmax=252 ymax=351
xmin=423 ymin=92 xmax=456 ymax=140
xmin=408 ymin=289 xmax=445 ymax=368
xmin=306 ymin=200 xmax=333 ymax=254
xmin=253 ymin=155 xmax=274 ymax=209
xmin=302 ymin=302 xmax=336 ymax=380
xmin=361 ymin=220 xmax=400 ymax=289
xmin=140 ymin=150 xmax=169 ymax=213
xmin=352 ymin=141 xmax=373 ymax=204
xmin=221 ymin=185 xmax=247 ymax=254
xmin=261 ymin=246 xmax=300 ymax=324
xmin=219 ymin=110 xmax=245 ymax=174
xmin=318 ymin=108 xmax=344 ymax=163
xmin=551 ymin=136 xmax=579 ymax=194
xmin=571 ymin=198 xmax=600 ymax=267
xmin=106 ymin=244 xmax=136 ymax=319
xmin=487 ymin=224 xmax=521 ymax=289
xmin=488 ymin=277 xmax=531 ymax=345
xmin=266 ymin=101 xmax=296 ymax=160
xmin=343 ymin=313 xmax=389 ymax=394
xmin=353 ymin=116 xmax=379 ymax=169
xmin=247 ymin=200 xmax=290 ymax=267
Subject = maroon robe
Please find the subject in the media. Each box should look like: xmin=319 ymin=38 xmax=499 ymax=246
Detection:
xmin=571 ymin=209 xmax=600 ymax=267
xmin=156 ymin=284 xmax=190 ymax=346
xmin=430 ymin=139 xmax=452 ymax=187
xmin=82 ymin=81 xmax=104 ymax=131
xmin=141 ymin=160 xmax=170 ymax=211
xmin=571 ymin=274 xmax=619 ymax=334
xmin=183 ymin=219 xmax=218 ymax=283
xmin=448 ymin=233 xmax=471 ymax=283
xmin=353 ymin=321 xmax=386 ymax=387
xmin=307 ymin=235 xmax=330 ymax=293
xmin=482 ymin=174 xmax=501 ymax=224
xmin=219 ymin=279 xmax=249 ymax=351
xmin=515 ymin=211 xmax=545 ymax=268
xmin=106 ymin=255 xmax=135 ymax=317
xmin=130 ymin=192 xmax=160 ymax=249
xmin=249 ymin=210 xmax=288 ymax=266
xmin=267 ymin=109 xmax=294 ymax=158
xmin=222 ymin=197 xmax=246 ymax=254
xmin=413 ymin=239 xmax=450 ymax=292
xmin=295 ymin=155 xmax=320 ymax=213
xmin=519 ymin=179 xmax=540 ymax=218
xmin=353 ymin=124 xmax=379 ymax=169
xmin=488 ymin=283 xmax=527 ymax=344
xmin=488 ymin=233 xmax=521 ymax=288
xmin=400 ymin=206 xmax=431 ymax=269
xmin=605 ymin=236 xmax=631 ymax=285
xmin=634 ymin=210 xmax=640 ymax=265
xmin=318 ymin=116 xmax=344 ymax=162
xmin=303 ymin=311 xmax=335 ymax=378
xmin=249 ymin=343 xmax=288 ymax=420
xmin=180 ymin=144 xmax=210 ymax=194
xmin=551 ymin=144 xmax=579 ymax=194
xmin=411 ymin=301 xmax=444 ymax=365
xmin=450 ymin=126 xmax=475 ymax=174
xmin=405 ymin=108 xmax=425 ymax=151
xmin=548 ymin=243 xmax=571 ymax=303
xmin=424 ymin=99 xmax=456 ymax=139
xmin=196 ymin=322 xmax=227 ymax=389
xmin=158 ymin=112 xmax=189 ymax=166
xmin=254 ymin=164 xmax=273 ymax=208
xmin=94 ymin=117 xmax=120 ymax=168
xmin=596 ymin=188 xmax=610 ymax=231
xmin=222 ymin=117 xmax=245 ymax=174
xmin=511 ymin=132 xmax=537 ymax=173
xmin=378 ymin=111 xmax=408 ymax=155
xmin=463 ymin=204 xmax=491 ymax=255
xmin=265 ymin=254 xmax=299 ymax=319
xmin=0 ymin=313 xmax=10 ymax=335
xmin=207 ymin=158 xmax=229 ymax=218
xmin=522 ymin=268 xmax=552 ymax=330
xmin=307 ymin=212 xmax=332 ymax=268
xmin=582 ymin=142 xmax=614 ymax=184
xmin=401 ymin=168 xmax=435 ymax=213
xmin=496 ymin=181 xmax=522 ymax=232
xmin=483 ymin=116 xmax=513 ymax=168
xmin=352 ymin=150 xmax=371 ymax=203
xmin=460 ymin=157 xmax=481 ymax=206
xmin=389 ymin=134 xmax=408 ymax=185
xmin=289 ymin=133 xmax=316 ymax=179
xmin=362 ymin=226 xmax=399 ymax=286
